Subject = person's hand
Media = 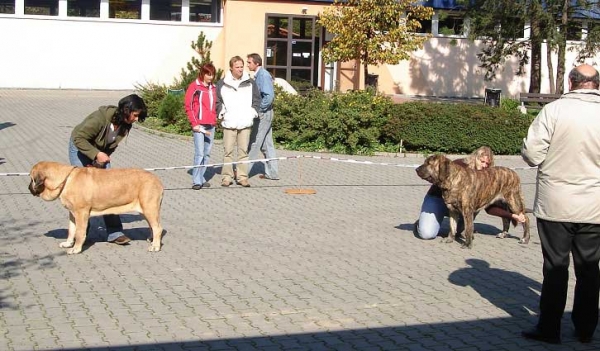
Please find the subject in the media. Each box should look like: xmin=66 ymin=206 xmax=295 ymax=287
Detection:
xmin=192 ymin=125 xmax=202 ymax=133
xmin=511 ymin=212 xmax=527 ymax=226
xmin=96 ymin=152 xmax=110 ymax=164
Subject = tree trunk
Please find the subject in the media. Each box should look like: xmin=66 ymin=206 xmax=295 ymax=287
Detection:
xmin=546 ymin=46 xmax=555 ymax=94
xmin=555 ymin=0 xmax=569 ymax=94
xmin=529 ymin=3 xmax=543 ymax=93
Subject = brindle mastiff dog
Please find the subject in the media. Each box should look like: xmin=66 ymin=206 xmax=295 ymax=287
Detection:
xmin=416 ymin=154 xmax=530 ymax=249
xmin=28 ymin=161 xmax=164 ymax=254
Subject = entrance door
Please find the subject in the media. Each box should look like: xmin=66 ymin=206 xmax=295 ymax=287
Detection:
xmin=264 ymin=15 xmax=320 ymax=90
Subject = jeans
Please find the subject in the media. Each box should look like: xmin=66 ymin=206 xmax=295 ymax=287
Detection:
xmin=192 ymin=125 xmax=215 ymax=186
xmin=222 ymin=127 xmax=251 ymax=182
xmin=248 ymin=110 xmax=279 ymax=179
xmin=68 ymin=140 xmax=124 ymax=242
xmin=417 ymin=194 xmax=463 ymax=239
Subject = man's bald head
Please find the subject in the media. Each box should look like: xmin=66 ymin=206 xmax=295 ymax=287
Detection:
xmin=569 ymin=64 xmax=600 ymax=90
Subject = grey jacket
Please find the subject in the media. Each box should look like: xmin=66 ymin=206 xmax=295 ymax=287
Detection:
xmin=522 ymin=89 xmax=600 ymax=223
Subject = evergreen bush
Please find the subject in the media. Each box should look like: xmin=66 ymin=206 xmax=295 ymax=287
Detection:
xmin=381 ymin=102 xmax=534 ymax=154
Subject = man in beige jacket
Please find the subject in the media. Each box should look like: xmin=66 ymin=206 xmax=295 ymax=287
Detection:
xmin=521 ymin=64 xmax=600 ymax=345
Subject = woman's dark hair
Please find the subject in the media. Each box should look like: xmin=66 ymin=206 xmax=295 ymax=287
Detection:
xmin=113 ymin=94 xmax=147 ymax=124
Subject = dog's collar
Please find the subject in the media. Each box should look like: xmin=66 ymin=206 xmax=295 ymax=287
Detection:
xmin=49 ymin=166 xmax=77 ymax=196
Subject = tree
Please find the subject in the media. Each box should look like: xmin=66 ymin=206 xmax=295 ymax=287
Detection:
xmin=460 ymin=0 xmax=600 ymax=94
xmin=543 ymin=0 xmax=600 ymax=94
xmin=318 ymin=0 xmax=434 ymax=88
xmin=174 ymin=32 xmax=223 ymax=89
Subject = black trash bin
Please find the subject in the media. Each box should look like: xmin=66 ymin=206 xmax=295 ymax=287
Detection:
xmin=366 ymin=74 xmax=379 ymax=89
xmin=484 ymin=88 xmax=501 ymax=107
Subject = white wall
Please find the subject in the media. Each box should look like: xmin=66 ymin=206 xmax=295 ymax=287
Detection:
xmin=376 ymin=37 xmax=600 ymax=98
xmin=0 ymin=16 xmax=222 ymax=90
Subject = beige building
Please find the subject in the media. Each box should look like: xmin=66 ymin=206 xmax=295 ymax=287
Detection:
xmin=1 ymin=0 xmax=598 ymax=97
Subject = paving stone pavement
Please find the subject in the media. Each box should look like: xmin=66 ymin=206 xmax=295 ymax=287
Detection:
xmin=0 ymin=89 xmax=597 ymax=351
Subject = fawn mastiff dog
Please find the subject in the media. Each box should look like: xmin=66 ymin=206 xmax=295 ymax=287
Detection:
xmin=28 ymin=161 xmax=164 ymax=254
xmin=416 ymin=154 xmax=530 ymax=249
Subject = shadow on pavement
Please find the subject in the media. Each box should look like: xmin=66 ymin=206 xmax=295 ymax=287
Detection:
xmin=56 ymin=315 xmax=596 ymax=350
xmin=0 ymin=122 xmax=16 ymax=131
xmin=449 ymin=259 xmax=541 ymax=318
xmin=0 ymin=251 xmax=61 ymax=310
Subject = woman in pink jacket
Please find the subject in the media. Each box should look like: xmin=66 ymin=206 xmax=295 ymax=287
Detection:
xmin=184 ymin=63 xmax=218 ymax=190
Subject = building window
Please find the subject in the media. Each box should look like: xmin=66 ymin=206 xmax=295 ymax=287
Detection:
xmin=68 ymin=0 xmax=100 ymax=18
xmin=25 ymin=0 xmax=59 ymax=16
xmin=190 ymin=0 xmax=220 ymax=23
xmin=109 ymin=0 xmax=141 ymax=19
xmin=567 ymin=22 xmax=583 ymax=41
xmin=265 ymin=15 xmax=319 ymax=88
xmin=0 ymin=0 xmax=15 ymax=14
xmin=438 ymin=14 xmax=464 ymax=36
xmin=414 ymin=19 xmax=432 ymax=34
xmin=150 ymin=0 xmax=181 ymax=21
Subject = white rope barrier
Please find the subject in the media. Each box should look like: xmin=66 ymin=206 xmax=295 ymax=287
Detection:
xmin=0 ymin=155 xmax=537 ymax=177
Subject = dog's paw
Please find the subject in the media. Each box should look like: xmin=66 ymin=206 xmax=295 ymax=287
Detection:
xmin=59 ymin=240 xmax=75 ymax=248
xmin=496 ymin=232 xmax=508 ymax=239
xmin=66 ymin=247 xmax=82 ymax=255
xmin=148 ymin=244 xmax=161 ymax=252
xmin=443 ymin=237 xmax=454 ymax=244
xmin=519 ymin=238 xmax=530 ymax=244
xmin=461 ymin=241 xmax=473 ymax=249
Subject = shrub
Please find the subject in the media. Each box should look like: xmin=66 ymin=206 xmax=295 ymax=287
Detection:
xmin=381 ymin=102 xmax=534 ymax=154
xmin=156 ymin=93 xmax=190 ymax=134
xmin=135 ymin=82 xmax=168 ymax=119
xmin=273 ymin=89 xmax=394 ymax=154
xmin=500 ymin=97 xmax=521 ymax=112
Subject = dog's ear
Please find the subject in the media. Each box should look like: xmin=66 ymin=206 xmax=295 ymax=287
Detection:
xmin=29 ymin=161 xmax=73 ymax=201
xmin=437 ymin=155 xmax=450 ymax=182
xmin=28 ymin=170 xmax=45 ymax=196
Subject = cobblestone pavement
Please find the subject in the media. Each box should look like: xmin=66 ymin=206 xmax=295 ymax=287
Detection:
xmin=0 ymin=90 xmax=597 ymax=350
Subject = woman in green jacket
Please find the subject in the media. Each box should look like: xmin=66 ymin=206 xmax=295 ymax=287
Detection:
xmin=68 ymin=94 xmax=147 ymax=245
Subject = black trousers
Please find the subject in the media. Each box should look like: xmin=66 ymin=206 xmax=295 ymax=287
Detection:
xmin=536 ymin=218 xmax=600 ymax=338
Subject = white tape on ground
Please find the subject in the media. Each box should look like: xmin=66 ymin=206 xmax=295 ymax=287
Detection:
xmin=0 ymin=155 xmax=537 ymax=176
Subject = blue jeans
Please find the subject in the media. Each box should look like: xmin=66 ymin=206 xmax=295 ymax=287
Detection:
xmin=68 ymin=140 xmax=124 ymax=242
xmin=248 ymin=110 xmax=279 ymax=179
xmin=192 ymin=125 xmax=215 ymax=185
xmin=417 ymin=194 xmax=464 ymax=240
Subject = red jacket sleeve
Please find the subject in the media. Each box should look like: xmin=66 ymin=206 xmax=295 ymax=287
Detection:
xmin=184 ymin=83 xmax=199 ymax=127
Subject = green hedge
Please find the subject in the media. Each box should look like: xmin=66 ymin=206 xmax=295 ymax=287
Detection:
xmin=140 ymin=84 xmax=534 ymax=155
xmin=273 ymin=89 xmax=533 ymax=155
xmin=381 ymin=102 xmax=534 ymax=154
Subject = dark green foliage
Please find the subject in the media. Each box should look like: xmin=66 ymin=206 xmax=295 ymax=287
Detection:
xmin=274 ymin=88 xmax=533 ymax=155
xmin=156 ymin=93 xmax=190 ymax=134
xmin=135 ymin=82 xmax=168 ymax=118
xmin=273 ymin=88 xmax=394 ymax=154
xmin=381 ymin=102 xmax=533 ymax=154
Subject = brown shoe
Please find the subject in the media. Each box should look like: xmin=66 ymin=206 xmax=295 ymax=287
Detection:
xmin=237 ymin=179 xmax=251 ymax=187
xmin=221 ymin=179 xmax=232 ymax=187
xmin=111 ymin=235 xmax=131 ymax=245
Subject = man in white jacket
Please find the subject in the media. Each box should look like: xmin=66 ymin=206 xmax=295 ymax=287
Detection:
xmin=216 ymin=56 xmax=261 ymax=187
xmin=521 ymin=64 xmax=600 ymax=345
